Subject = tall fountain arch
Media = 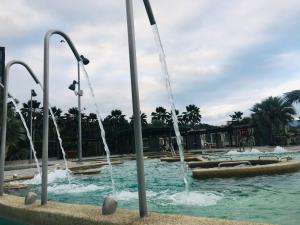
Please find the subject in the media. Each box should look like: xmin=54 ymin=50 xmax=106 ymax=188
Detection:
xmin=42 ymin=30 xmax=81 ymax=205
xmin=0 ymin=60 xmax=40 ymax=196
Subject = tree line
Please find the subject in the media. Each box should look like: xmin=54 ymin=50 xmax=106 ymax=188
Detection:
xmin=0 ymin=101 xmax=202 ymax=160
xmin=0 ymin=89 xmax=299 ymax=160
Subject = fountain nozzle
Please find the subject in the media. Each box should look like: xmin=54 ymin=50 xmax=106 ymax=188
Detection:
xmin=143 ymin=0 xmax=156 ymax=25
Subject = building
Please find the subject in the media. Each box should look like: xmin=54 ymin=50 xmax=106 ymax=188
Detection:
xmin=116 ymin=123 xmax=254 ymax=154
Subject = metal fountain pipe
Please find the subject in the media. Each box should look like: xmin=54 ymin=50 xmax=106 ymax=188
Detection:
xmin=143 ymin=0 xmax=156 ymax=25
xmin=42 ymin=29 xmax=81 ymax=205
xmin=0 ymin=60 xmax=40 ymax=196
xmin=77 ymin=61 xmax=82 ymax=162
xmin=0 ymin=83 xmax=15 ymax=99
xmin=125 ymin=0 xmax=148 ymax=217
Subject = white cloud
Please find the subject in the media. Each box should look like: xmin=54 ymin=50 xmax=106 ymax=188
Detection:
xmin=0 ymin=0 xmax=54 ymax=38
xmin=2 ymin=0 xmax=300 ymax=125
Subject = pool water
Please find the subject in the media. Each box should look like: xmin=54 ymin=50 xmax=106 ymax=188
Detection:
xmin=0 ymin=217 xmax=26 ymax=225
xmin=18 ymin=151 xmax=300 ymax=225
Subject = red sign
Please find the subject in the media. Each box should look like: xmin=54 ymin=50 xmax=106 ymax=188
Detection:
xmin=240 ymin=129 xmax=248 ymax=136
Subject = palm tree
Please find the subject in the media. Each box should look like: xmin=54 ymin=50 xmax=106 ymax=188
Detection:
xmin=67 ymin=107 xmax=79 ymax=120
xmin=60 ymin=107 xmax=79 ymax=142
xmin=182 ymin=104 xmax=201 ymax=128
xmin=87 ymin=113 xmax=97 ymax=123
xmin=284 ymin=90 xmax=300 ymax=104
xmin=21 ymin=100 xmax=42 ymax=125
xmin=166 ymin=109 xmax=181 ymax=126
xmin=130 ymin=112 xmax=148 ymax=127
xmin=104 ymin=109 xmax=129 ymax=130
xmin=50 ymin=106 xmax=62 ymax=119
xmin=251 ymin=96 xmax=295 ymax=145
xmin=103 ymin=109 xmax=129 ymax=153
xmin=1 ymin=100 xmax=26 ymax=159
xmin=151 ymin=106 xmax=170 ymax=125
xmin=229 ymin=111 xmax=243 ymax=123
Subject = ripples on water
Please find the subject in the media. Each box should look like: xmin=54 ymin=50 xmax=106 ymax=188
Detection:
xmin=18 ymin=152 xmax=300 ymax=225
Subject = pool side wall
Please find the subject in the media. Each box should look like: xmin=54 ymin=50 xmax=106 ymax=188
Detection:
xmin=0 ymin=195 xmax=271 ymax=225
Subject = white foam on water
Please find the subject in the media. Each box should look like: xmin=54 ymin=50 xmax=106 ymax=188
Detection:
xmin=248 ymin=148 xmax=262 ymax=154
xmin=48 ymin=183 xmax=103 ymax=194
xmin=161 ymin=191 xmax=222 ymax=207
xmin=115 ymin=191 xmax=157 ymax=201
xmin=115 ymin=190 xmax=221 ymax=207
xmin=48 ymin=170 xmax=70 ymax=183
xmin=273 ymin=146 xmax=287 ymax=153
xmin=22 ymin=169 xmax=69 ymax=185
xmin=115 ymin=191 xmax=137 ymax=201
xmin=226 ymin=148 xmax=263 ymax=155
xmin=226 ymin=150 xmax=244 ymax=155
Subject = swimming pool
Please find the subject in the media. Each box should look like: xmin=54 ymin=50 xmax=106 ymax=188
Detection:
xmin=0 ymin=217 xmax=26 ymax=225
xmin=17 ymin=151 xmax=300 ymax=225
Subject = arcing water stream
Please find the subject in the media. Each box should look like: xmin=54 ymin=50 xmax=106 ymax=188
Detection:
xmin=38 ymin=83 xmax=71 ymax=183
xmin=80 ymin=62 xmax=116 ymax=196
xmin=10 ymin=98 xmax=41 ymax=177
xmin=48 ymin=107 xmax=70 ymax=183
xmin=151 ymin=24 xmax=188 ymax=191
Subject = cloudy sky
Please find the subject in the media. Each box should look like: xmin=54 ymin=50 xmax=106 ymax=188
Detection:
xmin=2 ymin=0 xmax=300 ymax=125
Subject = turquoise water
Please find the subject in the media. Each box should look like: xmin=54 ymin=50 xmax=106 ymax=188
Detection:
xmin=17 ymin=151 xmax=300 ymax=225
xmin=0 ymin=217 xmax=26 ymax=225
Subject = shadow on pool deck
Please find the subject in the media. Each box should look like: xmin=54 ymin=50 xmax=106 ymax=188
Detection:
xmin=0 ymin=195 xmax=272 ymax=225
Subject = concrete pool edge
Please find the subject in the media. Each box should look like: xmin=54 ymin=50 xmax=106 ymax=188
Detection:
xmin=0 ymin=195 xmax=272 ymax=225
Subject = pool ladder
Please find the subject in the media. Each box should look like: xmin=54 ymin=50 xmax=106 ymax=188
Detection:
xmin=258 ymin=155 xmax=293 ymax=161
xmin=218 ymin=161 xmax=252 ymax=168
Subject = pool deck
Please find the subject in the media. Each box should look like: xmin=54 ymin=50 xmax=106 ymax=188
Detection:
xmin=0 ymin=195 xmax=271 ymax=225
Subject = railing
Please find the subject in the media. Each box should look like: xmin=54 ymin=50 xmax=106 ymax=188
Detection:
xmin=258 ymin=155 xmax=279 ymax=160
xmin=209 ymin=155 xmax=233 ymax=161
xmin=218 ymin=161 xmax=252 ymax=168
xmin=279 ymin=156 xmax=293 ymax=161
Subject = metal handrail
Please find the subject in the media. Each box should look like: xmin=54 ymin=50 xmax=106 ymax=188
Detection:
xmin=218 ymin=161 xmax=252 ymax=168
xmin=279 ymin=156 xmax=293 ymax=161
xmin=258 ymin=155 xmax=279 ymax=160
xmin=209 ymin=155 xmax=233 ymax=161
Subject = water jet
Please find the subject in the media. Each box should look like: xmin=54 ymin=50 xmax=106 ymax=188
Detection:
xmin=0 ymin=60 xmax=40 ymax=196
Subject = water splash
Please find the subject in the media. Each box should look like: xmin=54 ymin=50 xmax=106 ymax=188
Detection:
xmin=22 ymin=169 xmax=68 ymax=185
xmin=151 ymin=24 xmax=188 ymax=191
xmin=10 ymin=98 xmax=41 ymax=177
xmin=226 ymin=149 xmax=263 ymax=155
xmin=48 ymin=183 xmax=104 ymax=194
xmin=48 ymin=107 xmax=70 ymax=183
xmin=38 ymin=83 xmax=70 ymax=183
xmin=79 ymin=62 xmax=116 ymax=196
xmin=226 ymin=147 xmax=288 ymax=155
xmin=115 ymin=190 xmax=221 ymax=207
xmin=165 ymin=191 xmax=222 ymax=207
xmin=115 ymin=190 xmax=157 ymax=201
xmin=273 ymin=146 xmax=287 ymax=153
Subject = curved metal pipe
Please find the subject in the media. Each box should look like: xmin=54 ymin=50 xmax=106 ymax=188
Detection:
xmin=5 ymin=61 xmax=40 ymax=84
xmin=0 ymin=60 xmax=39 ymax=196
xmin=45 ymin=30 xmax=81 ymax=62
xmin=143 ymin=0 xmax=156 ymax=25
xmin=0 ymin=82 xmax=13 ymax=99
xmin=42 ymin=29 xmax=81 ymax=205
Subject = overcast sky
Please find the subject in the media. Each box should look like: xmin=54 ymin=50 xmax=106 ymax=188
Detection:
xmin=1 ymin=0 xmax=300 ymax=125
